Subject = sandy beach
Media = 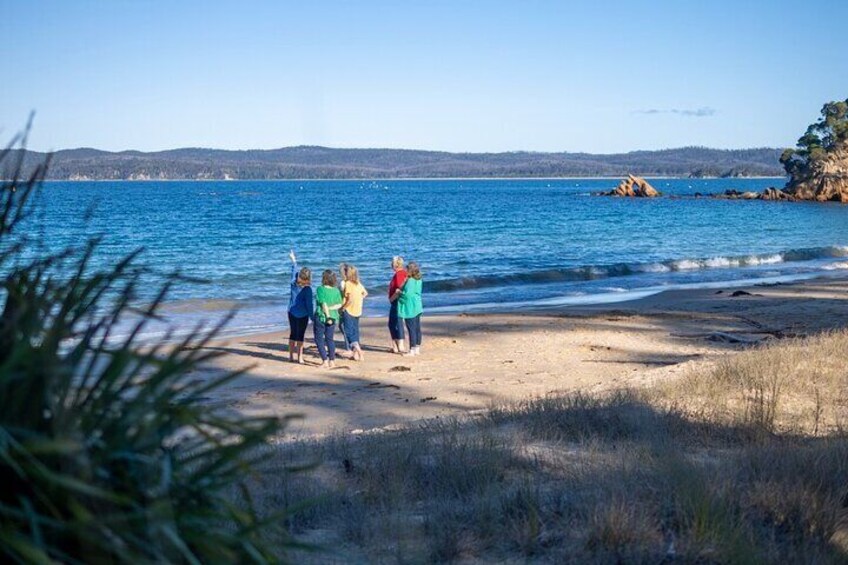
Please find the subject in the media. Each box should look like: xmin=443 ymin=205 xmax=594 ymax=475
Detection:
xmin=187 ymin=276 xmax=848 ymax=438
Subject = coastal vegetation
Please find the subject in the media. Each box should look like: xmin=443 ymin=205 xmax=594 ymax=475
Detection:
xmin=269 ymin=331 xmax=848 ymax=563
xmin=11 ymin=146 xmax=783 ymax=181
xmin=0 ymin=132 xmax=293 ymax=561
xmin=780 ymin=99 xmax=848 ymax=201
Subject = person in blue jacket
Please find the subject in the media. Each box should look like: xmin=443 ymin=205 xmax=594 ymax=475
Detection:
xmin=287 ymin=249 xmax=313 ymax=363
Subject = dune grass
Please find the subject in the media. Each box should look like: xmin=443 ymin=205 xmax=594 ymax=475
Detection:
xmin=261 ymin=330 xmax=848 ymax=563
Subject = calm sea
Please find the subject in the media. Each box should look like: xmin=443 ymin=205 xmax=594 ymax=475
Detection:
xmin=31 ymin=178 xmax=848 ymax=339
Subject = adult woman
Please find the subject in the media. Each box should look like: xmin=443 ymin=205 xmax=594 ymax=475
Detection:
xmin=387 ymin=256 xmax=408 ymax=354
xmin=398 ymin=261 xmax=423 ymax=356
xmin=314 ymin=269 xmax=343 ymax=368
xmin=340 ymin=265 xmax=368 ymax=361
xmin=287 ymin=250 xmax=313 ymax=364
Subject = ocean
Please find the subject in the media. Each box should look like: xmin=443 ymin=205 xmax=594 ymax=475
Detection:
xmin=31 ymin=178 xmax=848 ymax=340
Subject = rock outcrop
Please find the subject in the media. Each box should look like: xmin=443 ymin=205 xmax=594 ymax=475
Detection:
xmin=715 ymin=188 xmax=795 ymax=201
xmin=785 ymin=142 xmax=848 ymax=202
xmin=604 ymin=174 xmax=659 ymax=197
xmin=760 ymin=187 xmax=795 ymax=201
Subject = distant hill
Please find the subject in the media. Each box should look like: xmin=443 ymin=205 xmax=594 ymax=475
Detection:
xmin=8 ymin=146 xmax=785 ymax=180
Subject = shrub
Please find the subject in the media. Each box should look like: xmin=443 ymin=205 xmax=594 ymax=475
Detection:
xmin=0 ymin=126 xmax=293 ymax=562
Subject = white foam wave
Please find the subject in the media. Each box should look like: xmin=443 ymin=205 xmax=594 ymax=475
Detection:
xmin=634 ymin=262 xmax=671 ymax=273
xmin=751 ymin=254 xmax=783 ymax=265
xmin=673 ymin=259 xmax=702 ymax=270
xmin=704 ymin=257 xmax=736 ymax=268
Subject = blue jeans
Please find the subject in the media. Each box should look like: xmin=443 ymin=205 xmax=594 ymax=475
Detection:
xmin=404 ymin=315 xmax=422 ymax=347
xmin=388 ymin=301 xmax=404 ymax=340
xmin=313 ymin=321 xmax=336 ymax=361
xmin=342 ymin=311 xmax=361 ymax=347
xmin=338 ymin=311 xmax=351 ymax=350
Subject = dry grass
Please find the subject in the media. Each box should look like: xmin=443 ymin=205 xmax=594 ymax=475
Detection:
xmin=652 ymin=330 xmax=848 ymax=436
xmin=255 ymin=330 xmax=848 ymax=563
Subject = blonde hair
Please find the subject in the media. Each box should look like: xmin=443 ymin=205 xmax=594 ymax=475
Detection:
xmin=322 ymin=269 xmax=337 ymax=287
xmin=346 ymin=265 xmax=360 ymax=284
xmin=338 ymin=262 xmax=349 ymax=281
xmin=407 ymin=261 xmax=422 ymax=280
xmin=392 ymin=256 xmax=404 ymax=269
xmin=296 ymin=267 xmax=312 ymax=287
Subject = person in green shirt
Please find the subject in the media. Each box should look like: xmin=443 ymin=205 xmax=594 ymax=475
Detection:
xmin=314 ymin=270 xmax=343 ymax=368
xmin=398 ymin=261 xmax=423 ymax=356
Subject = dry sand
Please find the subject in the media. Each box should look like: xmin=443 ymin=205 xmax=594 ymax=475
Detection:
xmin=194 ymin=277 xmax=848 ymax=438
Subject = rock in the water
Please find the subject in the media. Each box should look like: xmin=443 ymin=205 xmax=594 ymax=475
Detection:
xmin=786 ymin=142 xmax=848 ymax=202
xmin=760 ymin=186 xmax=795 ymax=201
xmin=604 ymin=174 xmax=660 ymax=197
xmin=715 ymin=187 xmax=796 ymax=201
xmin=716 ymin=189 xmax=743 ymax=199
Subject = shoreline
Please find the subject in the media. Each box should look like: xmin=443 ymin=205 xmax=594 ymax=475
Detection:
xmin=39 ymin=176 xmax=787 ymax=183
xmin=145 ymin=270 xmax=848 ymax=344
xmin=194 ymin=274 xmax=848 ymax=438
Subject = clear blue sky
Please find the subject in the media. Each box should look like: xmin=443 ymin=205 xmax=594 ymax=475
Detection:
xmin=2 ymin=0 xmax=847 ymax=153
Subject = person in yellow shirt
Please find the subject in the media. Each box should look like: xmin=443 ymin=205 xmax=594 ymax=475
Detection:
xmin=340 ymin=265 xmax=368 ymax=361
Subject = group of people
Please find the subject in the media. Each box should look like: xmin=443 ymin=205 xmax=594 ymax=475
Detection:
xmin=287 ymin=251 xmax=423 ymax=368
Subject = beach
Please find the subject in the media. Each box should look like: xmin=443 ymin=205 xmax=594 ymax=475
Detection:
xmin=194 ymin=275 xmax=848 ymax=438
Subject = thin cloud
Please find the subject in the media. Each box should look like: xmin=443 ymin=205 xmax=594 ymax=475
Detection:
xmin=635 ymin=107 xmax=716 ymax=117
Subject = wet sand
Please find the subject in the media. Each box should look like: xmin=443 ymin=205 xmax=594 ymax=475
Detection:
xmin=193 ymin=277 xmax=848 ymax=438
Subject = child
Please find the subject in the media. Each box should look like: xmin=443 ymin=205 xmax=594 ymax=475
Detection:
xmin=314 ymin=269 xmax=343 ymax=368
xmin=340 ymin=265 xmax=368 ymax=361
xmin=398 ymin=261 xmax=423 ymax=356
xmin=337 ymin=262 xmax=352 ymax=355
xmin=287 ymin=250 xmax=312 ymax=364
xmin=387 ymin=256 xmax=407 ymax=354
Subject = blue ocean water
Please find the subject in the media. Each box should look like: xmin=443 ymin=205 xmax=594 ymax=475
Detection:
xmin=31 ymin=178 xmax=848 ymax=339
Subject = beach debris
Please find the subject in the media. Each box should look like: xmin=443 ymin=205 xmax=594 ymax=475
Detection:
xmin=705 ymin=331 xmax=766 ymax=344
xmin=730 ymin=290 xmax=755 ymax=297
xmin=420 ymin=397 xmax=437 ymax=403
xmin=389 ymin=365 xmax=412 ymax=372
xmin=367 ymin=382 xmax=401 ymax=389
xmin=601 ymin=174 xmax=660 ymax=197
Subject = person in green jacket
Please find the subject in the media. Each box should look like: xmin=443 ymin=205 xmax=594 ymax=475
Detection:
xmin=398 ymin=261 xmax=423 ymax=356
xmin=314 ymin=269 xmax=343 ymax=368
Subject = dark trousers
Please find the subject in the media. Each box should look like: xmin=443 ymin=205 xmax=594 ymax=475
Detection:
xmin=288 ymin=312 xmax=309 ymax=342
xmin=388 ymin=301 xmax=405 ymax=340
xmin=404 ymin=315 xmax=422 ymax=347
xmin=313 ymin=321 xmax=336 ymax=361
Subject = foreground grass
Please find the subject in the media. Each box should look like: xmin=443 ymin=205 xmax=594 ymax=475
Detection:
xmin=259 ymin=331 xmax=848 ymax=563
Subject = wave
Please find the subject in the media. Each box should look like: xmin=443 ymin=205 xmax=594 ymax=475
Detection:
xmin=424 ymin=246 xmax=848 ymax=293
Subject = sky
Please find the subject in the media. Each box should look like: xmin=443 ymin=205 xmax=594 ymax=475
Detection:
xmin=2 ymin=0 xmax=848 ymax=153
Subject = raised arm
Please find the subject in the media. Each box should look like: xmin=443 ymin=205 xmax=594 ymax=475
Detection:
xmin=289 ymin=250 xmax=298 ymax=284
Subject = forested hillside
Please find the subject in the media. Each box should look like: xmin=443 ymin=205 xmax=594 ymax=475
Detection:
xmin=10 ymin=146 xmax=784 ymax=180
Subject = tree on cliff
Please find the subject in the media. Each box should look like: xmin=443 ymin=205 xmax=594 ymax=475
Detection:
xmin=780 ymin=99 xmax=848 ymax=201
